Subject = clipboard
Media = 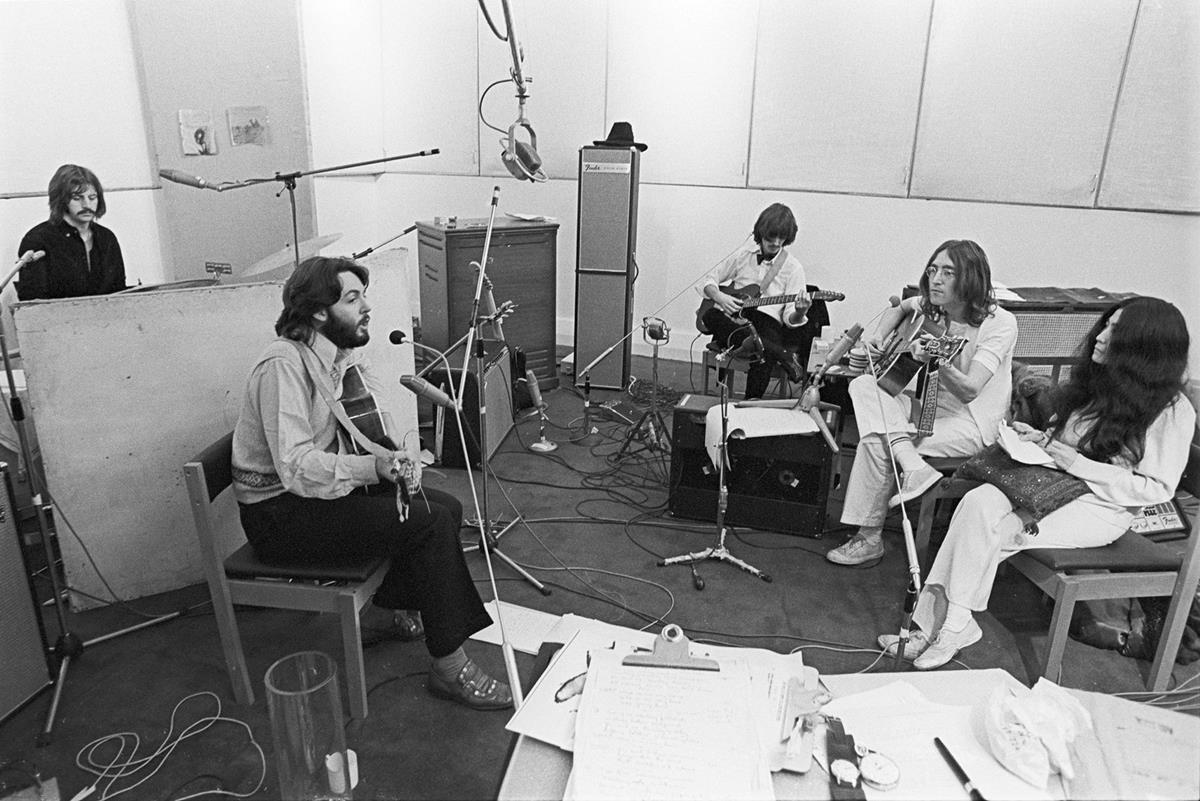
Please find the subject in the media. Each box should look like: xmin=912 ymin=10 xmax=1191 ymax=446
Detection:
xmin=621 ymin=624 xmax=720 ymax=671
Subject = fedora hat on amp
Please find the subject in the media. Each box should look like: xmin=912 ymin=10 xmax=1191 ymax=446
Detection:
xmin=593 ymin=121 xmax=647 ymax=151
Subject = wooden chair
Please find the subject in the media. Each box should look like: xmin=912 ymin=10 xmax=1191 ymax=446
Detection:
xmin=183 ymin=432 xmax=390 ymax=719
xmin=915 ymin=442 xmax=1200 ymax=690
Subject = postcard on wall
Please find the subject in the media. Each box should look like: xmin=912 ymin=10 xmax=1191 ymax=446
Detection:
xmin=227 ymin=105 xmax=270 ymax=147
xmin=179 ymin=109 xmax=217 ymax=156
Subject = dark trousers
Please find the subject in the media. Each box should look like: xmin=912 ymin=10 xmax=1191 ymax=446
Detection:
xmin=239 ymin=487 xmax=491 ymax=658
xmin=702 ymin=307 xmax=804 ymax=399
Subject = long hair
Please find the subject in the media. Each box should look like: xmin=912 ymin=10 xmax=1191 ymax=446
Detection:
xmin=274 ymin=256 xmax=369 ymax=342
xmin=918 ymin=239 xmax=995 ymax=327
xmin=48 ymin=164 xmax=106 ymax=221
xmin=752 ymin=203 xmax=798 ymax=247
xmin=1050 ymin=296 xmax=1189 ymax=464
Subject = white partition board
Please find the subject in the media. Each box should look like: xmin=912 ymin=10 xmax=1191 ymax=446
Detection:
xmin=605 ymin=0 xmax=758 ymax=187
xmin=14 ymin=253 xmax=415 ymax=608
xmin=478 ymin=0 xmax=609 ymax=183
xmin=911 ymin=0 xmax=1136 ymax=206
xmin=1099 ymin=0 xmax=1200 ymax=212
xmin=750 ymin=0 xmax=930 ymax=195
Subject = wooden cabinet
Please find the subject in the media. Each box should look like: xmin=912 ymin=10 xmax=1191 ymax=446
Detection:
xmin=416 ymin=218 xmax=558 ymax=385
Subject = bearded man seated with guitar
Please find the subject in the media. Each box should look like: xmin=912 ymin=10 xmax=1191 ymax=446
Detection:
xmin=826 ymin=240 xmax=1017 ymax=567
xmin=698 ymin=203 xmax=818 ymax=399
xmin=231 ymin=256 xmax=511 ymax=709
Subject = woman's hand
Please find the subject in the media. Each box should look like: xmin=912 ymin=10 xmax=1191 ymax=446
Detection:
xmin=1043 ymin=439 xmax=1078 ymax=471
xmin=1010 ymin=421 xmax=1045 ymax=442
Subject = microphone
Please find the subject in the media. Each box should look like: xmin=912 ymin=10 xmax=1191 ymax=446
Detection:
xmin=501 ymin=123 xmax=546 ymax=182
xmin=814 ymin=323 xmax=864 ymax=382
xmin=888 ymin=295 xmax=902 ymax=307
xmin=389 ymin=330 xmax=407 ymax=345
xmin=159 ymin=168 xmax=212 ymax=189
xmin=15 ymin=250 xmax=45 ymax=267
xmin=400 ymin=375 xmax=458 ymax=410
xmin=525 ymin=369 xmax=545 ymax=410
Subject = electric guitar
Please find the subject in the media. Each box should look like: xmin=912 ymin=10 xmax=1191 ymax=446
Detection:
xmin=696 ymin=284 xmax=845 ymax=333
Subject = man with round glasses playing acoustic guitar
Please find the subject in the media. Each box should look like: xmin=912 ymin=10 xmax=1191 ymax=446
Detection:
xmin=697 ymin=203 xmax=819 ymax=399
xmin=826 ymin=240 xmax=1017 ymax=567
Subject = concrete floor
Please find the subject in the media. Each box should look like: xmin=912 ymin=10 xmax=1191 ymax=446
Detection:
xmin=1 ymin=353 xmax=1196 ymax=800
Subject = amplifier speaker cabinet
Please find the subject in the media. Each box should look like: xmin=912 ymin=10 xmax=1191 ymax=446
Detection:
xmin=426 ymin=348 xmax=514 ymax=468
xmin=0 ymin=463 xmax=51 ymax=723
xmin=668 ymin=395 xmax=839 ymax=538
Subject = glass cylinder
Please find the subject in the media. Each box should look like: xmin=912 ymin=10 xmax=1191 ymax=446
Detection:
xmin=264 ymin=651 xmax=353 ymax=800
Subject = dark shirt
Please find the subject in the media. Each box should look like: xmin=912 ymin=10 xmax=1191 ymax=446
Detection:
xmin=16 ymin=218 xmax=126 ymax=300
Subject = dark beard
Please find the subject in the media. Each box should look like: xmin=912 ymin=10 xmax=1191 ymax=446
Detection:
xmin=323 ymin=313 xmax=369 ymax=348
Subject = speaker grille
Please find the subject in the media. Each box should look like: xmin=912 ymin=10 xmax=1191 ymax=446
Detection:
xmin=0 ymin=464 xmax=51 ymax=721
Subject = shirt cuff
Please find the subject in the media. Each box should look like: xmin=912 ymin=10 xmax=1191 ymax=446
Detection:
xmin=350 ymin=454 xmax=380 ymax=486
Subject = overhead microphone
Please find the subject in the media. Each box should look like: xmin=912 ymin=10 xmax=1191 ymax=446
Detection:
xmin=158 ymin=168 xmax=212 ymax=189
xmin=400 ymin=374 xmax=458 ymax=410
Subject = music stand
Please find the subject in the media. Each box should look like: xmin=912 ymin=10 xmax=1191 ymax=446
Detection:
xmin=659 ymin=351 xmax=770 ymax=585
xmin=617 ymin=318 xmax=672 ymax=459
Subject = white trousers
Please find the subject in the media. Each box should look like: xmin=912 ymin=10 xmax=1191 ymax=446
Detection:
xmin=840 ymin=374 xmax=984 ymax=528
xmin=912 ymin=483 xmax=1132 ymax=634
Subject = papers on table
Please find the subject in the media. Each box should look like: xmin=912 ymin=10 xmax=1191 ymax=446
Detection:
xmin=820 ymin=681 xmax=1053 ymax=801
xmin=997 ymin=421 xmax=1055 ymax=465
xmin=568 ymin=649 xmax=773 ymax=801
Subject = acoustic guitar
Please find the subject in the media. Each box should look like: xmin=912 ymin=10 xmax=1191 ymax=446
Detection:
xmin=340 ymin=364 xmax=411 ymax=506
xmin=695 ymin=284 xmax=845 ymax=333
xmin=871 ymin=311 xmax=967 ymax=436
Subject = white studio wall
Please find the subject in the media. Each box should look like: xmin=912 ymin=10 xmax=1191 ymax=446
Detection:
xmin=0 ymin=0 xmax=165 ymax=288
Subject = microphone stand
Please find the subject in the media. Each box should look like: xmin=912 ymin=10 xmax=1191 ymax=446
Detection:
xmin=660 ymin=352 xmax=771 ymax=586
xmin=617 ymin=319 xmax=672 ymax=460
xmin=447 ymin=186 xmax=549 ymax=707
xmin=163 ymin=150 xmax=439 ymax=271
xmin=0 ymin=260 xmax=180 ymax=746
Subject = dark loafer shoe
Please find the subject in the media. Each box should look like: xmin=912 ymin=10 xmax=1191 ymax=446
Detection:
xmin=428 ymin=659 xmax=513 ymax=711
xmin=362 ymin=608 xmax=424 ymax=644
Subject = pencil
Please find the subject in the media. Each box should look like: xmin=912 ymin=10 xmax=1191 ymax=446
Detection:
xmin=933 ymin=737 xmax=985 ymax=801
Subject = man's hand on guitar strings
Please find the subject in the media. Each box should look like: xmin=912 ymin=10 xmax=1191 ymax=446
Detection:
xmin=715 ymin=291 xmax=744 ymax=316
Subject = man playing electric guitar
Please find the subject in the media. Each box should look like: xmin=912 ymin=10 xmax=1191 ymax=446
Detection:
xmin=827 ymin=240 xmax=1018 ymax=568
xmin=698 ymin=203 xmax=813 ymax=399
xmin=231 ymin=256 xmax=511 ymax=709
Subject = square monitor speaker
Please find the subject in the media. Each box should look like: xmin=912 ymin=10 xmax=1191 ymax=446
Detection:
xmin=0 ymin=463 xmax=51 ymax=722
xmin=427 ymin=348 xmax=514 ymax=467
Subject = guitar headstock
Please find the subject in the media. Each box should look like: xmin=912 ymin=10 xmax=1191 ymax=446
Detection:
xmin=469 ymin=260 xmax=494 ymax=289
xmin=928 ymin=335 xmax=967 ymax=362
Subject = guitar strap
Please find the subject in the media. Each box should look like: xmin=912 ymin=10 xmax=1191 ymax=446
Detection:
xmin=292 ymin=341 xmax=412 ymax=518
xmin=757 ymin=248 xmax=786 ymax=300
xmin=910 ymin=362 xmax=941 ymax=438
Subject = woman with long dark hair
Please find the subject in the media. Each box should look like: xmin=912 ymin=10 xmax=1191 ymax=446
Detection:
xmin=880 ymin=296 xmax=1195 ymax=669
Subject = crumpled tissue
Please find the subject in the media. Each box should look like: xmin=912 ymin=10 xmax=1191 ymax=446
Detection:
xmin=983 ymin=678 xmax=1093 ymax=788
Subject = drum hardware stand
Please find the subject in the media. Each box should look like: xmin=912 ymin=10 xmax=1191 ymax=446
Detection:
xmin=660 ymin=351 xmax=771 ymax=587
xmin=1 ymin=256 xmax=182 ymax=746
xmin=617 ymin=317 xmax=672 ymax=459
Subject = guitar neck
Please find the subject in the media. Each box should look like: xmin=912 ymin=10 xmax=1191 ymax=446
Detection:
xmin=743 ymin=292 xmax=802 ymax=309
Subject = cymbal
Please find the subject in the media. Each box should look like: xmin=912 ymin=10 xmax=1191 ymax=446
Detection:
xmin=240 ymin=233 xmax=342 ymax=279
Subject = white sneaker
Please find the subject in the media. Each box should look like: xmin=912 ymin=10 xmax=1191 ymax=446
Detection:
xmin=887 ymin=465 xmax=943 ymax=508
xmin=877 ymin=630 xmax=931 ymax=660
xmin=914 ymin=618 xmax=983 ymax=670
xmin=826 ymin=534 xmax=885 ymax=566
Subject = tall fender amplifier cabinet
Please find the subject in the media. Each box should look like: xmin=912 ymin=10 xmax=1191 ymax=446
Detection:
xmin=426 ymin=348 xmax=514 ymax=468
xmin=0 ymin=463 xmax=51 ymax=722
xmin=416 ymin=218 xmax=558 ymax=385
xmin=668 ymin=395 xmax=839 ymax=538
xmin=573 ymin=145 xmax=639 ymax=390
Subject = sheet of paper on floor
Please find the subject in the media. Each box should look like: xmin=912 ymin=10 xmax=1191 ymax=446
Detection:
xmin=472 ymin=600 xmax=562 ymax=655
xmin=820 ymin=681 xmax=1053 ymax=801
xmin=568 ymin=649 xmax=773 ymax=801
